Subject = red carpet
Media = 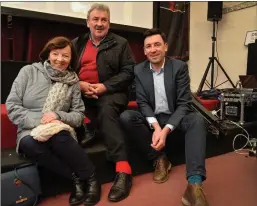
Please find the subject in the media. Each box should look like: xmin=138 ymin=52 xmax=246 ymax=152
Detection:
xmin=39 ymin=152 xmax=257 ymax=206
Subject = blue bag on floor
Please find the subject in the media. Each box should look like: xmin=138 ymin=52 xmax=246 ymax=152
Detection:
xmin=1 ymin=163 xmax=42 ymax=206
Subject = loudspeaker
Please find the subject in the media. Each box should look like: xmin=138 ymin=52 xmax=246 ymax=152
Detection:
xmin=207 ymin=2 xmax=223 ymax=21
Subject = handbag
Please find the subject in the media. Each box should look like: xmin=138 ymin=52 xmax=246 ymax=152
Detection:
xmin=1 ymin=163 xmax=42 ymax=206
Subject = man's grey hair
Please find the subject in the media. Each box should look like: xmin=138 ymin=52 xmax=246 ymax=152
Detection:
xmin=87 ymin=3 xmax=110 ymax=20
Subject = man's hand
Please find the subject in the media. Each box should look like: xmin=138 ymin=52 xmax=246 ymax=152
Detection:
xmin=151 ymin=122 xmax=162 ymax=147
xmin=152 ymin=127 xmax=162 ymax=147
xmin=90 ymin=83 xmax=107 ymax=95
xmin=41 ymin=112 xmax=57 ymax=124
xmin=79 ymin=81 xmax=92 ymax=93
xmin=151 ymin=126 xmax=170 ymax=151
xmin=80 ymin=81 xmax=99 ymax=99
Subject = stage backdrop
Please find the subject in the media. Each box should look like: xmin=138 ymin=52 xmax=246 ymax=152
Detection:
xmin=158 ymin=2 xmax=190 ymax=61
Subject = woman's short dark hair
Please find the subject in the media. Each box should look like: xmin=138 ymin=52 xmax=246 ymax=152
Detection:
xmin=39 ymin=36 xmax=77 ymax=71
xmin=143 ymin=28 xmax=167 ymax=43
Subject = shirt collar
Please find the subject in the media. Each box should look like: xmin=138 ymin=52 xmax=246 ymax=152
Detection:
xmin=89 ymin=33 xmax=106 ymax=48
xmin=150 ymin=59 xmax=165 ymax=74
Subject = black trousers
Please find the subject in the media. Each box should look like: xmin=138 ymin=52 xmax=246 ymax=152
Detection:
xmin=19 ymin=130 xmax=95 ymax=180
xmin=120 ymin=110 xmax=207 ymax=180
xmin=83 ymin=93 xmax=128 ymax=162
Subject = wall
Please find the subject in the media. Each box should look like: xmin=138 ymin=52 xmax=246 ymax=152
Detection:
xmin=189 ymin=2 xmax=257 ymax=92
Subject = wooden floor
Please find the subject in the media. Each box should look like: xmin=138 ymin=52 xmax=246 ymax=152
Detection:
xmin=39 ymin=152 xmax=257 ymax=206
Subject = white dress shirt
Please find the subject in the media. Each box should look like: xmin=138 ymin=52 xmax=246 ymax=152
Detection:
xmin=146 ymin=60 xmax=174 ymax=131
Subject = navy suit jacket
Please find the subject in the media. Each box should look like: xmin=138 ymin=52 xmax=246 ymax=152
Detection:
xmin=134 ymin=57 xmax=192 ymax=128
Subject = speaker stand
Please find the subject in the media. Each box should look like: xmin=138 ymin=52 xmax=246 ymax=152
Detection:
xmin=197 ymin=21 xmax=236 ymax=95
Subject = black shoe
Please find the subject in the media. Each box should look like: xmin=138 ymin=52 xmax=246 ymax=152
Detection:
xmin=69 ymin=173 xmax=85 ymax=206
xmin=83 ymin=173 xmax=101 ymax=206
xmin=80 ymin=125 xmax=96 ymax=148
xmin=108 ymin=172 xmax=132 ymax=202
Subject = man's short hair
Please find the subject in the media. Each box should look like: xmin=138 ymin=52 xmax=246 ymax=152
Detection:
xmin=87 ymin=3 xmax=110 ymax=21
xmin=143 ymin=28 xmax=167 ymax=43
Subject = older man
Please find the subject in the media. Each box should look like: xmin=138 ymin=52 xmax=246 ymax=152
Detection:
xmin=72 ymin=3 xmax=135 ymax=203
xmin=120 ymin=28 xmax=209 ymax=206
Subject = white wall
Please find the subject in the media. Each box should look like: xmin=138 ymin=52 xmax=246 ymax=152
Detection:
xmin=189 ymin=2 xmax=257 ymax=92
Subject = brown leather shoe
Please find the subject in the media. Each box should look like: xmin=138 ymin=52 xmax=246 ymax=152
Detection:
xmin=153 ymin=155 xmax=172 ymax=183
xmin=181 ymin=183 xmax=209 ymax=206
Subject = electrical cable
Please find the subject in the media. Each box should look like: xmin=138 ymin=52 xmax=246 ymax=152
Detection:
xmin=211 ymin=110 xmax=254 ymax=155
xmin=229 ymin=120 xmax=253 ymax=155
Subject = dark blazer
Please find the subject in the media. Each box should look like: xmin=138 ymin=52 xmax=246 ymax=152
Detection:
xmin=134 ymin=57 xmax=192 ymax=128
xmin=72 ymin=32 xmax=135 ymax=94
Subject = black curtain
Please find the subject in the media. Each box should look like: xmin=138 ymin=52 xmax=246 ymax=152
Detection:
xmin=158 ymin=2 xmax=190 ymax=62
xmin=1 ymin=14 xmax=145 ymax=63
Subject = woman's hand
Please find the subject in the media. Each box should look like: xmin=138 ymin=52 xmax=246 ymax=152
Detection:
xmin=40 ymin=112 xmax=57 ymax=124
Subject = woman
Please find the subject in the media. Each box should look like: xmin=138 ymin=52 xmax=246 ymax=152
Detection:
xmin=6 ymin=36 xmax=101 ymax=206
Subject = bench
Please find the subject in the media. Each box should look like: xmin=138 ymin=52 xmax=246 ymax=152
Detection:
xmin=1 ymin=102 xmax=154 ymax=197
